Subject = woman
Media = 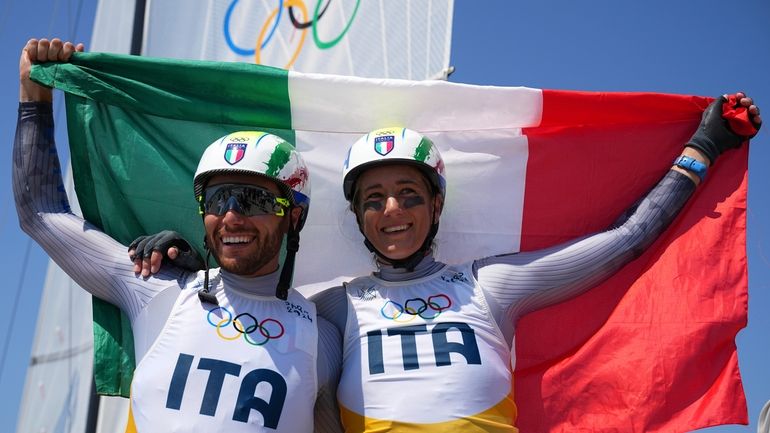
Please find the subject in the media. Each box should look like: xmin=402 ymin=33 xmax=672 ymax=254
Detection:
xmin=137 ymin=94 xmax=760 ymax=432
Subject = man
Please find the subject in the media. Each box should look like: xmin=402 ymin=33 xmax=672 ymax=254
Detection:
xmin=14 ymin=38 xmax=342 ymax=433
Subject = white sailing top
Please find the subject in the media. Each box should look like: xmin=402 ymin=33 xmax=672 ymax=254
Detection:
xmin=131 ymin=272 xmax=317 ymax=432
xmin=338 ymin=263 xmax=516 ymax=432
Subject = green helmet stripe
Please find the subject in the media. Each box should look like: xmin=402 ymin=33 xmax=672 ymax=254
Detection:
xmin=265 ymin=142 xmax=293 ymax=177
xmin=413 ymin=136 xmax=434 ymax=162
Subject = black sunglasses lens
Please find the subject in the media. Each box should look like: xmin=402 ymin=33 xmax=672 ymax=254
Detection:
xmin=203 ymin=185 xmax=281 ymax=216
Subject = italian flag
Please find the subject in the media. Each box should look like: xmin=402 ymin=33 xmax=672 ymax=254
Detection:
xmin=32 ymin=53 xmax=748 ymax=432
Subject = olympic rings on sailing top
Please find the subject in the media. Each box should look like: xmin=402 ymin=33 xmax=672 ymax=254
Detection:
xmin=380 ymin=294 xmax=453 ymax=322
xmin=207 ymin=306 xmax=285 ymax=346
xmin=223 ymin=0 xmax=362 ymax=69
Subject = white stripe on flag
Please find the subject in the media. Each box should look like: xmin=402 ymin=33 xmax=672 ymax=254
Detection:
xmin=287 ymin=71 xmax=544 ymax=132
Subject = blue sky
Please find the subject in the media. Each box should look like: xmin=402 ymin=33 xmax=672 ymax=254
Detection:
xmin=0 ymin=1 xmax=768 ymax=432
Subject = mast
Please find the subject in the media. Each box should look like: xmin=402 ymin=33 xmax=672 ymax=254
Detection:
xmin=130 ymin=0 xmax=147 ymax=56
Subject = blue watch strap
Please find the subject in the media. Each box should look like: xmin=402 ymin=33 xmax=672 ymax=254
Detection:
xmin=673 ymin=155 xmax=708 ymax=181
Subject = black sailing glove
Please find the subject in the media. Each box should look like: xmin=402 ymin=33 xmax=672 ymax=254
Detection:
xmin=685 ymin=95 xmax=759 ymax=164
xmin=128 ymin=230 xmax=205 ymax=272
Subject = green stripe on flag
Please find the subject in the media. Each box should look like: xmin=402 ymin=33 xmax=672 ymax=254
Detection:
xmin=31 ymin=53 xmax=294 ymax=396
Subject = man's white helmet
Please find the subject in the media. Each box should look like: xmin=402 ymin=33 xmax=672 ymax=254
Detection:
xmin=194 ymin=131 xmax=310 ymax=230
xmin=342 ymin=127 xmax=446 ymax=201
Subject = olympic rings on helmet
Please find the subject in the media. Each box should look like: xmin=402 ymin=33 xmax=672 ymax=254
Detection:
xmin=207 ymin=307 xmax=285 ymax=346
xmin=223 ymin=0 xmax=361 ymax=69
xmin=380 ymin=294 xmax=452 ymax=321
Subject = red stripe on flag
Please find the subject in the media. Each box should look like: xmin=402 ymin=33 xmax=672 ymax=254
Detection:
xmin=516 ymin=90 xmax=747 ymax=432
xmin=536 ymin=90 xmax=711 ymax=128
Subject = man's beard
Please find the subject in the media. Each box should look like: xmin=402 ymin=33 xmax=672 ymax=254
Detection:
xmin=208 ymin=229 xmax=284 ymax=276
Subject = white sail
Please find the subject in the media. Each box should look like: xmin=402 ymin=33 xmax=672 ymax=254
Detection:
xmin=16 ymin=1 xmax=454 ymax=432
xmin=142 ymin=0 xmax=454 ymax=79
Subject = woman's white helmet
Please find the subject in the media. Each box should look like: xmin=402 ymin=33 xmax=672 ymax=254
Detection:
xmin=194 ymin=131 xmax=310 ymax=230
xmin=342 ymin=127 xmax=446 ymax=202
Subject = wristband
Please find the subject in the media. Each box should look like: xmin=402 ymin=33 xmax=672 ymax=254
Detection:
xmin=673 ymin=155 xmax=708 ymax=181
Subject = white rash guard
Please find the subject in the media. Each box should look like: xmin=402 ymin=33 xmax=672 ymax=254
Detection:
xmin=130 ymin=270 xmax=318 ymax=432
xmin=338 ymin=262 xmax=516 ymax=432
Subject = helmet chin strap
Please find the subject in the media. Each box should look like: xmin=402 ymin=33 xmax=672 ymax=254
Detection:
xmin=276 ymin=224 xmax=299 ymax=301
xmin=197 ymin=237 xmax=219 ymax=305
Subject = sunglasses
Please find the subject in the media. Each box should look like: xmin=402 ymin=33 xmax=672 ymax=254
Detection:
xmin=201 ymin=184 xmax=290 ymax=217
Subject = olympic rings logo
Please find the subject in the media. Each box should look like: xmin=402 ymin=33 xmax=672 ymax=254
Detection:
xmin=380 ymin=294 xmax=452 ymax=322
xmin=207 ymin=307 xmax=285 ymax=346
xmin=223 ymin=0 xmax=362 ymax=69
